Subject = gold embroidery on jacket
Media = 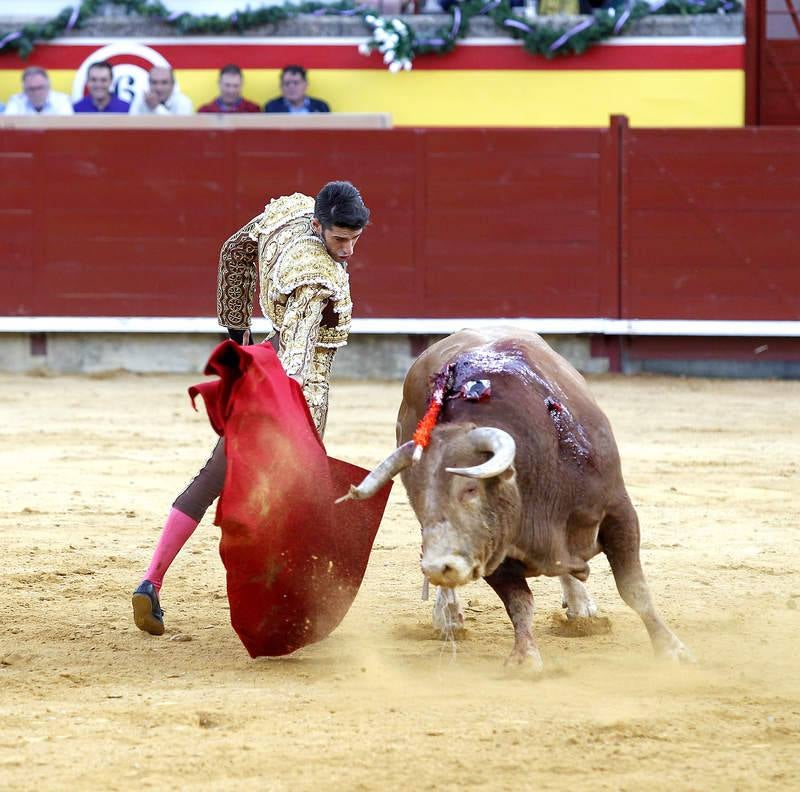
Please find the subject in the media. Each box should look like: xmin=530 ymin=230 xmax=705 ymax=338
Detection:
xmin=303 ymin=348 xmax=337 ymax=437
xmin=277 ymin=285 xmax=337 ymax=435
xmin=249 ymin=193 xmax=315 ymax=242
xmin=216 ymin=216 xmax=260 ymax=330
xmin=265 ymin=236 xmax=351 ymax=349
xmin=216 ymin=192 xmax=353 ymax=436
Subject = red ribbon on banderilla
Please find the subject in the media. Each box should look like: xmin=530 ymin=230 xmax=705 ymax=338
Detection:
xmin=412 ymin=365 xmax=453 ymax=462
xmin=412 ymin=365 xmax=492 ymax=462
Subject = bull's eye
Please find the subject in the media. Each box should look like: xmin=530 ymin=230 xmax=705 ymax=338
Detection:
xmin=458 ymin=483 xmax=480 ymax=503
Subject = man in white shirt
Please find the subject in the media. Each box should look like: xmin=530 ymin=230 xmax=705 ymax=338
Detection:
xmin=129 ymin=66 xmax=194 ymax=115
xmin=4 ymin=66 xmax=74 ymax=115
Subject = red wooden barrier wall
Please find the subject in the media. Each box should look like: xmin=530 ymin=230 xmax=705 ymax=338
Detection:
xmin=621 ymin=124 xmax=800 ymax=321
xmin=2 ymin=123 xmax=799 ymax=323
xmin=0 ymin=127 xmax=614 ymax=321
xmin=746 ymin=0 xmax=800 ymax=125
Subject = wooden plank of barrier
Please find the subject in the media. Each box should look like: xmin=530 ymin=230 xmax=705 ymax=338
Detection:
xmin=0 ymin=113 xmax=393 ymax=130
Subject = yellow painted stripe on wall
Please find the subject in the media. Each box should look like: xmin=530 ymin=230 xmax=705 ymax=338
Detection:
xmin=2 ymin=68 xmax=744 ymax=127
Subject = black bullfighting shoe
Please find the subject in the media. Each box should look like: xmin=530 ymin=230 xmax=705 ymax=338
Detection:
xmin=132 ymin=580 xmax=165 ymax=636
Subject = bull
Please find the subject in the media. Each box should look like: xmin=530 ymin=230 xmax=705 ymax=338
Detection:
xmin=340 ymin=327 xmax=692 ymax=670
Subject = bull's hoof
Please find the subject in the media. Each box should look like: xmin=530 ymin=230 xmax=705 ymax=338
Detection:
xmin=505 ymin=647 xmax=544 ymax=673
xmin=565 ymin=597 xmax=598 ymax=619
xmin=656 ymin=635 xmax=696 ymax=664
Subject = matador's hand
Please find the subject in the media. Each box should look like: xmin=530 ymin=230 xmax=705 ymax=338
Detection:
xmin=227 ymin=328 xmax=254 ymax=345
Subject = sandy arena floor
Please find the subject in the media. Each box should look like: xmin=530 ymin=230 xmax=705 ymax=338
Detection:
xmin=1 ymin=369 xmax=798 ymax=790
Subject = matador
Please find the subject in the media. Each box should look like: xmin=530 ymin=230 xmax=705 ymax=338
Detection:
xmin=132 ymin=181 xmax=370 ymax=635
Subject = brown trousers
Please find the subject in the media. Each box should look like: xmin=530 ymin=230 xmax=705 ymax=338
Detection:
xmin=172 ymin=438 xmax=226 ymax=522
xmin=172 ymin=332 xmax=281 ymax=522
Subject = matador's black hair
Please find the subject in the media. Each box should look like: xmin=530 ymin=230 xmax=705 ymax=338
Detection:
xmin=314 ymin=181 xmax=370 ymax=230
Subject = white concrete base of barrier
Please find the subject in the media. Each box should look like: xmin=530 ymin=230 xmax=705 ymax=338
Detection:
xmin=0 ymin=331 xmax=609 ymax=378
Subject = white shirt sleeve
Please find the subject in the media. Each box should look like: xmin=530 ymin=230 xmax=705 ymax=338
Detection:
xmin=3 ymin=94 xmax=24 ymax=115
xmin=169 ymin=92 xmax=195 ymax=115
xmin=128 ymin=93 xmax=153 ymax=115
xmin=129 ymin=90 xmax=194 ymax=115
xmin=49 ymin=92 xmax=74 ymax=115
xmin=129 ymin=93 xmax=170 ymax=115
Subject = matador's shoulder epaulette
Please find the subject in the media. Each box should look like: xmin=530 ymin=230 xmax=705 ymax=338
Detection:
xmin=249 ymin=193 xmax=315 ymax=241
xmin=272 ymin=236 xmax=349 ymax=300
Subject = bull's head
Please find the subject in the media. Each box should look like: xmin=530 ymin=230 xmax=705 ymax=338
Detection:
xmin=339 ymin=424 xmax=519 ymax=588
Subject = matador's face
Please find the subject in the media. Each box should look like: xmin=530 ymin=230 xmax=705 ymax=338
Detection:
xmin=311 ymin=219 xmax=364 ymax=264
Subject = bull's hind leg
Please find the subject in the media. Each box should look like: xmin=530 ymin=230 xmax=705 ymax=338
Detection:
xmin=559 ymin=575 xmax=598 ymax=618
xmin=484 ymin=559 xmax=543 ymax=671
xmin=599 ymin=501 xmax=693 ymax=663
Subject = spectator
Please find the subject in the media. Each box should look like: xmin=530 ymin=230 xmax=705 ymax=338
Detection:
xmin=4 ymin=66 xmax=73 ymax=115
xmin=129 ymin=66 xmax=194 ymax=115
xmin=73 ymin=61 xmax=130 ymax=113
xmin=264 ymin=65 xmax=330 ymax=114
xmin=198 ymin=64 xmax=260 ymax=114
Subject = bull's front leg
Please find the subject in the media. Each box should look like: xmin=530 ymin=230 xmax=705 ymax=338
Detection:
xmin=559 ymin=574 xmax=598 ymax=618
xmin=484 ymin=559 xmax=543 ymax=671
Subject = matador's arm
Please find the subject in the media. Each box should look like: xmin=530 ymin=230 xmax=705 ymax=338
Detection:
xmin=278 ymin=284 xmax=331 ymax=385
xmin=216 ymin=216 xmax=261 ymax=337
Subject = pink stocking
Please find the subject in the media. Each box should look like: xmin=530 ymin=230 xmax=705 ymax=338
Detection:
xmin=143 ymin=508 xmax=199 ymax=590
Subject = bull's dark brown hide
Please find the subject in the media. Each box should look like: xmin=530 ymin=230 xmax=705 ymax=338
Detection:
xmin=190 ymin=340 xmax=391 ymax=657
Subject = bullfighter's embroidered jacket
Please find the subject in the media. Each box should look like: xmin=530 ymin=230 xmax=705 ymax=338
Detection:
xmin=216 ymin=192 xmax=352 ymax=436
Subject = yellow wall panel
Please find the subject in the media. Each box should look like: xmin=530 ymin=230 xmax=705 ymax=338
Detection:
xmin=1 ymin=67 xmax=744 ymax=127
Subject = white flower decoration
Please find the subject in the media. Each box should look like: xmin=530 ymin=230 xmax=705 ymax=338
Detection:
xmin=384 ymin=50 xmax=396 ymax=63
xmin=358 ymin=43 xmax=372 ymax=56
xmin=388 ymin=60 xmax=402 ymax=73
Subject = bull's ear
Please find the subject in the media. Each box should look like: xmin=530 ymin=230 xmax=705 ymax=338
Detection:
xmin=499 ymin=466 xmax=516 ymax=483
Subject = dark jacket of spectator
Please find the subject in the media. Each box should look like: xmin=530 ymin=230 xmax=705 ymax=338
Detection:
xmin=264 ymin=97 xmax=330 ymax=114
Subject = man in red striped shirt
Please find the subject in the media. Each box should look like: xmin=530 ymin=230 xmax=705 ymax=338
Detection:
xmin=198 ymin=64 xmax=260 ymax=114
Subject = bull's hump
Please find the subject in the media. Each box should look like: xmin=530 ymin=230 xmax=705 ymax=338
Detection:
xmin=450 ymin=342 xmax=553 ymax=394
xmin=448 ymin=342 xmax=594 ymax=468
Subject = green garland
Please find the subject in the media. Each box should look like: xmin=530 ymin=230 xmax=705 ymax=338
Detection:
xmin=406 ymin=0 xmax=741 ymax=62
xmin=0 ymin=0 xmax=742 ymax=66
xmin=0 ymin=0 xmax=358 ymax=58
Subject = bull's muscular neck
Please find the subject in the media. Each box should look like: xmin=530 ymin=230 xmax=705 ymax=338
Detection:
xmin=438 ymin=343 xmax=604 ymax=580
xmin=443 ymin=346 xmax=595 ymax=475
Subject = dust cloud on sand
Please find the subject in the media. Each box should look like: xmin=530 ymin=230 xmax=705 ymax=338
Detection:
xmin=1 ymin=372 xmax=798 ymax=790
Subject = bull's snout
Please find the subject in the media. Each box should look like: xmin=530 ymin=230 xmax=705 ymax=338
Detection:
xmin=421 ymin=554 xmax=479 ymax=587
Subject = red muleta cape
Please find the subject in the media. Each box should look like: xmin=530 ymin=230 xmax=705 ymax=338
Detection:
xmin=189 ymin=340 xmax=391 ymax=657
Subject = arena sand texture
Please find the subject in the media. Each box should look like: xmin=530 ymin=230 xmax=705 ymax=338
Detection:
xmin=1 ymin=371 xmax=798 ymax=790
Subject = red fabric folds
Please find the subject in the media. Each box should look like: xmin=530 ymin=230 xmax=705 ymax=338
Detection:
xmin=189 ymin=340 xmax=391 ymax=657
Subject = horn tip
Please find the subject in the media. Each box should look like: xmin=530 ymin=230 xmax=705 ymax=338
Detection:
xmin=335 ymin=486 xmax=359 ymax=504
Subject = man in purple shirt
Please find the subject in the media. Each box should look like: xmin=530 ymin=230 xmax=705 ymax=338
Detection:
xmin=73 ymin=61 xmax=130 ymax=113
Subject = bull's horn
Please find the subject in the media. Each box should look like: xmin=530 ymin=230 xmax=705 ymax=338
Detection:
xmin=335 ymin=441 xmax=416 ymax=503
xmin=446 ymin=427 xmax=516 ymax=479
